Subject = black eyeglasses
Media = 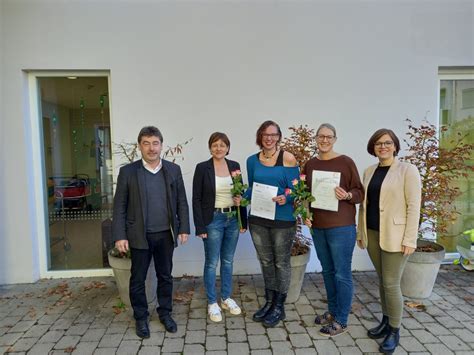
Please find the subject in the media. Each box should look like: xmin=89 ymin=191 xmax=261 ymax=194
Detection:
xmin=374 ymin=141 xmax=394 ymax=148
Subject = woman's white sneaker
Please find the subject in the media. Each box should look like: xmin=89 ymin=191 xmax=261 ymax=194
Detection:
xmin=221 ymin=298 xmax=242 ymax=315
xmin=208 ymin=303 xmax=222 ymax=322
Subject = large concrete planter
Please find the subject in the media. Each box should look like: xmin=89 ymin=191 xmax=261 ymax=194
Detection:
xmin=108 ymin=251 xmax=157 ymax=307
xmin=287 ymin=248 xmax=311 ymax=303
xmin=401 ymin=240 xmax=445 ymax=299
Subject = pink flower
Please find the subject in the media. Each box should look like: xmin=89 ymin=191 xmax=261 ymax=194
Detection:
xmin=285 ymin=188 xmax=291 ymax=196
xmin=231 ymin=170 xmax=238 ymax=177
xmin=300 ymin=174 xmax=306 ymax=181
xmin=292 ymin=179 xmax=298 ymax=186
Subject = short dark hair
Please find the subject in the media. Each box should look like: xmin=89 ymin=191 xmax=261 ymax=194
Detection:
xmin=367 ymin=128 xmax=400 ymax=156
xmin=256 ymin=120 xmax=282 ymax=148
xmin=208 ymin=132 xmax=231 ymax=155
xmin=137 ymin=126 xmax=163 ymax=143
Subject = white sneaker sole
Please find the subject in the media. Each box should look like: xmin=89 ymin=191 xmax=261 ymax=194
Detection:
xmin=221 ymin=303 xmax=242 ymax=315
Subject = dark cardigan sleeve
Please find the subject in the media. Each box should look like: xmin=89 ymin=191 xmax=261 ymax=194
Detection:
xmin=192 ymin=163 xmax=207 ymax=235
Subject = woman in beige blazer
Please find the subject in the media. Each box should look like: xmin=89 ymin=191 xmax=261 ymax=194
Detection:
xmin=357 ymin=128 xmax=421 ymax=354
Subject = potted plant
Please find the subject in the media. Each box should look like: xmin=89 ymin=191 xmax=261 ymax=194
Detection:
xmin=280 ymin=125 xmax=318 ymax=303
xmin=454 ymin=228 xmax=474 ymax=271
xmin=106 ymin=137 xmax=192 ymax=306
xmin=400 ymin=119 xmax=474 ymax=298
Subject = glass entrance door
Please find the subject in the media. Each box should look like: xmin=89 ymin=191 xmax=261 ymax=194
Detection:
xmin=38 ymin=76 xmax=113 ymax=270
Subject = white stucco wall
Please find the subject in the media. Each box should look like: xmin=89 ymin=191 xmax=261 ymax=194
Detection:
xmin=1 ymin=0 xmax=473 ymax=284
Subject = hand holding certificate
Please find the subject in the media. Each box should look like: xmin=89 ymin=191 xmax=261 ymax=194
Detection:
xmin=311 ymin=170 xmax=341 ymax=211
xmin=250 ymin=182 xmax=278 ymax=220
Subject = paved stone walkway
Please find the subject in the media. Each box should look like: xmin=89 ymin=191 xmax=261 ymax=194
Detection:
xmin=0 ymin=265 xmax=473 ymax=354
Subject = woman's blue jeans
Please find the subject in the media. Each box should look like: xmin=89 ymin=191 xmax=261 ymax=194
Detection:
xmin=203 ymin=211 xmax=239 ymax=304
xmin=312 ymin=224 xmax=356 ymax=326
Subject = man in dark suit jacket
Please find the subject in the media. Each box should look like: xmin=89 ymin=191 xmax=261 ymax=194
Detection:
xmin=112 ymin=126 xmax=190 ymax=337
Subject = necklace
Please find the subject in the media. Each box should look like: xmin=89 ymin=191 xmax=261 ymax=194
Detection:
xmin=262 ymin=148 xmax=278 ymax=160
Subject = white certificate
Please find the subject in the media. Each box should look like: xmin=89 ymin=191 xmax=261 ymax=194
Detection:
xmin=311 ymin=170 xmax=341 ymax=212
xmin=250 ymin=182 xmax=279 ymax=220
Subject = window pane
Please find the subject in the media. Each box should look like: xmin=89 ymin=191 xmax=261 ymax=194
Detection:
xmin=438 ymin=79 xmax=474 ymax=252
xmin=39 ymin=76 xmax=113 ymax=270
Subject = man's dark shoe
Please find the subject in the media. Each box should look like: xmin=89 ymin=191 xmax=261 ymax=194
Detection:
xmin=135 ymin=319 xmax=150 ymax=338
xmin=160 ymin=315 xmax=177 ymax=333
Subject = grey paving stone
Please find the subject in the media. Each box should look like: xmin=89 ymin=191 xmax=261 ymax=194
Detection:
xmin=97 ymin=333 xmax=123 ymax=348
xmin=206 ymin=335 xmax=226 ymax=350
xmin=402 ymin=317 xmax=424 ymax=329
xmin=333 ymin=332 xmax=355 ymax=346
xmin=0 ymin=332 xmax=23 ymax=346
xmin=104 ymin=322 xmax=128 ymax=334
xmin=54 ymin=335 xmax=81 ymax=349
xmin=267 ymin=327 xmax=288 ymax=341
xmin=185 ymin=330 xmax=205 ymax=344
xmin=228 ymin=342 xmax=250 ymax=355
xmin=116 ymin=340 xmax=141 ymax=354
xmin=93 ymin=348 xmax=117 ymax=355
xmin=183 ymin=343 xmax=205 ymax=354
xmin=188 ymin=308 xmax=206 ymax=319
xmin=9 ymin=320 xmax=35 ymax=333
xmin=424 ymin=342 xmax=455 ymax=355
xmin=187 ymin=318 xmax=206 ymax=330
xmin=207 ymin=323 xmax=226 ymax=336
xmin=424 ymin=322 xmax=453 ymax=336
xmin=226 ymin=317 xmax=245 ymax=329
xmin=138 ymin=345 xmax=161 ymax=355
xmin=227 ymin=329 xmax=247 ymax=342
xmin=162 ymin=337 xmax=184 ymax=353
xmin=285 ymin=321 xmax=306 ymax=334
xmin=71 ymin=341 xmax=99 ymax=355
xmin=284 ymin=310 xmax=302 ymax=322
xmin=295 ymin=304 xmax=314 ymax=316
xmin=38 ymin=330 xmax=64 ymax=343
xmin=399 ymin=336 xmax=426 ymax=352
xmin=347 ymin=324 xmax=368 ymax=339
xmin=249 ymin=350 xmax=272 ymax=355
xmin=81 ymin=328 xmax=106 ymax=342
xmin=438 ymin=335 xmax=471 ymax=351
xmin=270 ymin=340 xmax=294 ymax=355
xmin=450 ymin=328 xmax=474 ymax=343
xmin=313 ymin=339 xmax=339 ymax=354
xmin=435 ymin=316 xmax=465 ymax=328
xmin=27 ymin=342 xmax=55 ymax=354
xmin=7 ymin=336 xmax=37 ymax=352
xmin=289 ymin=333 xmax=312 ymax=348
xmin=66 ymin=323 xmax=90 ymax=336
xmin=294 ymin=348 xmax=318 ymax=355
xmin=37 ymin=314 xmax=61 ymax=325
xmin=305 ymin=326 xmax=327 ymax=340
xmin=410 ymin=329 xmax=441 ymax=343
xmin=248 ymin=335 xmax=270 ymax=350
xmin=246 ymin=322 xmax=265 ymax=335
xmin=339 ymin=346 xmax=363 ymax=355
xmin=142 ymin=331 xmax=164 ymax=346
xmin=0 ymin=316 xmax=22 ymax=327
xmin=355 ymin=338 xmax=380 ymax=353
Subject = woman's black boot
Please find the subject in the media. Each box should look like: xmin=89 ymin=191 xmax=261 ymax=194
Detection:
xmin=367 ymin=315 xmax=389 ymax=339
xmin=379 ymin=326 xmax=400 ymax=354
xmin=253 ymin=289 xmax=275 ymax=322
xmin=263 ymin=292 xmax=286 ymax=327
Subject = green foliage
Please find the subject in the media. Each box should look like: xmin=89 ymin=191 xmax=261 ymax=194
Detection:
xmin=400 ymin=119 xmax=474 ymax=236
